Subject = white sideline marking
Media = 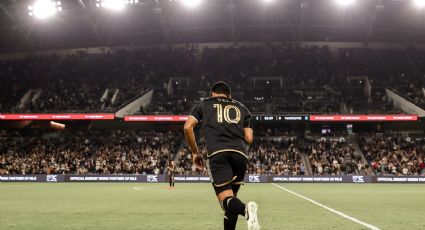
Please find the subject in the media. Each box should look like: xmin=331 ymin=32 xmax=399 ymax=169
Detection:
xmin=271 ymin=183 xmax=381 ymax=230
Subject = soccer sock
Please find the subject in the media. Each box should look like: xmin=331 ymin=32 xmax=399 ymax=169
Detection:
xmin=172 ymin=182 xmax=174 ymax=187
xmin=169 ymin=181 xmax=172 ymax=187
xmin=222 ymin=196 xmax=246 ymax=216
xmin=224 ymin=211 xmax=238 ymax=230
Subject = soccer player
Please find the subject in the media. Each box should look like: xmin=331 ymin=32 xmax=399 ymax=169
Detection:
xmin=183 ymin=82 xmax=260 ymax=230
xmin=167 ymin=160 xmax=175 ymax=189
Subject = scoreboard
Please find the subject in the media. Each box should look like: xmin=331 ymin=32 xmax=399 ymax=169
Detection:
xmin=253 ymin=115 xmax=309 ymax=122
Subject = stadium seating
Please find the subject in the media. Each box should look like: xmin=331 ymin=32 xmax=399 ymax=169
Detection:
xmin=2 ymin=45 xmax=425 ymax=114
xmin=3 ymin=128 xmax=423 ymax=176
xmin=247 ymin=136 xmax=304 ymax=175
xmin=306 ymin=139 xmax=368 ymax=175
xmin=0 ymin=129 xmax=181 ymax=175
xmin=359 ymin=134 xmax=425 ymax=176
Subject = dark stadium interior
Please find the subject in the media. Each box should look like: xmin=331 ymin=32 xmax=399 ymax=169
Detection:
xmin=0 ymin=1 xmax=424 ymax=177
xmin=2 ymin=2 xmax=425 ymax=230
xmin=2 ymin=0 xmax=425 ymax=52
xmin=1 ymin=45 xmax=424 ymax=114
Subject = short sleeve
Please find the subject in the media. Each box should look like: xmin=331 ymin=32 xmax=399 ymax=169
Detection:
xmin=243 ymin=110 xmax=252 ymax=128
xmin=189 ymin=102 xmax=202 ymax=122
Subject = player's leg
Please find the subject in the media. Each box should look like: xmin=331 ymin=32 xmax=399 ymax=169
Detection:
xmin=171 ymin=175 xmax=175 ymax=188
xmin=169 ymin=175 xmax=172 ymax=189
xmin=230 ymin=154 xmax=260 ymax=230
xmin=223 ymin=182 xmax=243 ymax=230
xmin=217 ymin=188 xmax=246 ymax=230
xmin=207 ymin=153 xmax=246 ymax=230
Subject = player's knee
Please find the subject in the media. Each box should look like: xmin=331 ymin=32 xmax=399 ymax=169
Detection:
xmin=220 ymin=196 xmax=234 ymax=212
xmin=219 ymin=200 xmax=225 ymax=211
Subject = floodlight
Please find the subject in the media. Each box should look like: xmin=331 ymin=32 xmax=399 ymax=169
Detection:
xmin=181 ymin=0 xmax=203 ymax=9
xmin=334 ymin=0 xmax=355 ymax=7
xmin=28 ymin=0 xmax=62 ymax=19
xmin=262 ymin=0 xmax=275 ymax=3
xmin=96 ymin=0 xmax=139 ymax=11
xmin=413 ymin=0 xmax=425 ymax=8
xmin=100 ymin=0 xmax=127 ymax=11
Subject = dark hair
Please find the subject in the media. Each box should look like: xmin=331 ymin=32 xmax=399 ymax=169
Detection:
xmin=211 ymin=81 xmax=231 ymax=97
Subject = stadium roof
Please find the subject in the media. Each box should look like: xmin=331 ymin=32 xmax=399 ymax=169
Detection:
xmin=1 ymin=0 xmax=425 ymax=52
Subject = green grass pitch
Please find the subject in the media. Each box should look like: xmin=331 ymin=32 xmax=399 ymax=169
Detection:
xmin=1 ymin=183 xmax=424 ymax=230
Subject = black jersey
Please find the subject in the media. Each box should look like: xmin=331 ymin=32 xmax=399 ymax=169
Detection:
xmin=168 ymin=165 xmax=175 ymax=175
xmin=189 ymin=96 xmax=252 ymax=159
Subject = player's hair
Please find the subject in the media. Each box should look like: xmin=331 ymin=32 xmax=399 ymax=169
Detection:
xmin=211 ymin=81 xmax=231 ymax=97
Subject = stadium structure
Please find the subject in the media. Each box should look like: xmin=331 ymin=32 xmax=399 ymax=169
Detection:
xmin=0 ymin=1 xmax=425 ymax=230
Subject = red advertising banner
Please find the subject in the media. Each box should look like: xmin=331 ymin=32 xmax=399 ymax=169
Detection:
xmin=310 ymin=114 xmax=418 ymax=122
xmin=124 ymin=115 xmax=188 ymax=122
xmin=0 ymin=114 xmax=115 ymax=120
xmin=1 ymin=114 xmax=417 ymax=122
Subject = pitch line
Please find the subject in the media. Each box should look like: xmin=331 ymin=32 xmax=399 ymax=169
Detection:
xmin=271 ymin=183 xmax=381 ymax=230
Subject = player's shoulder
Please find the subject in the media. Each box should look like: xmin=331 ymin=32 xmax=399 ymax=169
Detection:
xmin=231 ymin=98 xmax=250 ymax=112
xmin=198 ymin=97 xmax=219 ymax=106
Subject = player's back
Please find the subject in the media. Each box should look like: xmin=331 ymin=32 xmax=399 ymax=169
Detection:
xmin=191 ymin=96 xmax=251 ymax=159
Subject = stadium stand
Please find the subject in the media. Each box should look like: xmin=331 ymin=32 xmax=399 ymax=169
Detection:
xmin=359 ymin=134 xmax=425 ymax=176
xmin=247 ymin=136 xmax=304 ymax=175
xmin=306 ymin=139 xmax=368 ymax=175
xmin=0 ymin=129 xmax=181 ymax=175
xmin=0 ymin=47 xmax=195 ymax=113
xmin=2 ymin=46 xmax=425 ymax=114
xmin=1 ymin=128 xmax=425 ymax=176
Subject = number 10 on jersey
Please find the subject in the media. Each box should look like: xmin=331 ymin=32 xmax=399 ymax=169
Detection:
xmin=213 ymin=104 xmax=241 ymax=124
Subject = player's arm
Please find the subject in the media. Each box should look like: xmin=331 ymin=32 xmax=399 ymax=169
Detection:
xmin=184 ymin=116 xmax=204 ymax=170
xmin=243 ymin=110 xmax=253 ymax=144
xmin=184 ymin=116 xmax=199 ymax=154
xmin=244 ymin=127 xmax=254 ymax=144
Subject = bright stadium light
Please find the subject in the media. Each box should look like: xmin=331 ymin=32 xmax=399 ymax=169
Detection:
xmin=95 ymin=0 xmax=139 ymax=11
xmin=334 ymin=0 xmax=356 ymax=7
xmin=99 ymin=0 xmax=126 ymax=11
xmin=413 ymin=0 xmax=425 ymax=8
xmin=262 ymin=0 xmax=275 ymax=3
xmin=28 ymin=0 xmax=62 ymax=19
xmin=181 ymin=0 xmax=203 ymax=9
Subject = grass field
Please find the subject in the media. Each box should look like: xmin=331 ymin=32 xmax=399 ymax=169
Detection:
xmin=1 ymin=183 xmax=424 ymax=230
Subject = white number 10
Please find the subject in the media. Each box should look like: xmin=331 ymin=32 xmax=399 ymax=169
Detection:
xmin=213 ymin=104 xmax=241 ymax=124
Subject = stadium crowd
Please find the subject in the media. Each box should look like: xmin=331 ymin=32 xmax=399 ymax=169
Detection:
xmin=0 ymin=47 xmax=195 ymax=113
xmin=247 ymin=137 xmax=304 ymax=175
xmin=2 ymin=129 xmax=425 ymax=176
xmin=360 ymin=134 xmax=425 ymax=176
xmin=3 ymin=45 xmax=425 ymax=114
xmin=0 ymin=130 xmax=180 ymax=175
xmin=306 ymin=139 xmax=368 ymax=175
xmin=339 ymin=48 xmax=425 ymax=110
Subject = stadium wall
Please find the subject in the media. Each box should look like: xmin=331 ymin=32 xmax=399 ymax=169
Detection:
xmin=1 ymin=175 xmax=425 ymax=184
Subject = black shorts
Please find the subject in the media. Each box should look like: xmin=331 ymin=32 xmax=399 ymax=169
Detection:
xmin=207 ymin=151 xmax=248 ymax=195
